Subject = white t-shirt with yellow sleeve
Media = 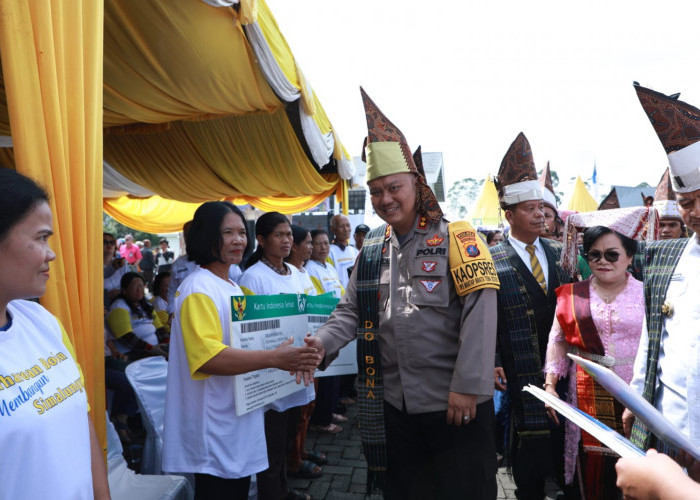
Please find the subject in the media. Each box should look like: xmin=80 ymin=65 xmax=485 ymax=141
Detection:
xmin=0 ymin=300 xmax=92 ymax=499
xmin=152 ymin=296 xmax=170 ymax=333
xmin=107 ymin=298 xmax=161 ymax=353
xmin=162 ymin=267 xmax=267 ymax=478
xmin=305 ymin=259 xmax=345 ymax=298
xmin=290 ymin=265 xmax=317 ymax=296
xmin=238 ymin=261 xmax=316 ymax=412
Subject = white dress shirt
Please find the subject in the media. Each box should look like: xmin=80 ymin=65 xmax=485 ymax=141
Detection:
xmin=508 ymin=235 xmax=550 ymax=286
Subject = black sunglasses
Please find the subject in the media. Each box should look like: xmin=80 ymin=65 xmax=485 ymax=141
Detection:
xmin=585 ymin=250 xmax=621 ymax=263
xmin=103 ymin=240 xmax=116 ymax=245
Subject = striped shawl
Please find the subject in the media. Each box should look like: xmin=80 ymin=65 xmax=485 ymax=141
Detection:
xmin=631 ymin=238 xmax=688 ymax=449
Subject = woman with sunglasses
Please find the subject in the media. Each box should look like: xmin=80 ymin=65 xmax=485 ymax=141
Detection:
xmin=103 ymin=231 xmax=127 ymax=303
xmin=542 ymin=225 xmax=643 ymax=499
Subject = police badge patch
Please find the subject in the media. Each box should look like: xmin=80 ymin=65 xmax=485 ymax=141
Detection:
xmin=421 ymin=261 xmax=437 ymax=272
xmin=419 ymin=280 xmax=441 ymax=292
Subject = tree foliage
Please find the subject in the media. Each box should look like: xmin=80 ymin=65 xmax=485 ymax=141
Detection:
xmin=103 ymin=213 xmax=161 ymax=244
xmin=446 ymin=178 xmax=484 ymax=219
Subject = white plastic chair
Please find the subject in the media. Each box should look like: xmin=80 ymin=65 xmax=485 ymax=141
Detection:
xmin=106 ymin=412 xmax=193 ymax=500
xmin=125 ymin=356 xmax=170 ymax=475
xmin=125 ymin=356 xmax=257 ymax=499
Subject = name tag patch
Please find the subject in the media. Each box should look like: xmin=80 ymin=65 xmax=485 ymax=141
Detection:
xmin=419 ymin=279 xmax=441 ymax=293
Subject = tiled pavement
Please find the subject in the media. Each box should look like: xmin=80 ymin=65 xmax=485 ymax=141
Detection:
xmin=290 ymin=404 xmax=559 ymax=499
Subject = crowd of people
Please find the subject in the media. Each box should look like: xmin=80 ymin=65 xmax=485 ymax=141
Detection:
xmin=4 ymin=83 xmax=700 ymax=500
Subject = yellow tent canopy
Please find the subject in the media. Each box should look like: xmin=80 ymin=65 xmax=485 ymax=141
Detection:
xmin=565 ymin=176 xmax=598 ymax=213
xmin=1 ymin=0 xmax=353 ymax=227
xmin=0 ymin=0 xmax=352 ymax=448
xmin=466 ymin=176 xmax=502 ymax=228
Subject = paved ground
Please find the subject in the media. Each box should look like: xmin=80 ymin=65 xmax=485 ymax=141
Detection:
xmin=290 ymin=404 xmax=559 ymax=499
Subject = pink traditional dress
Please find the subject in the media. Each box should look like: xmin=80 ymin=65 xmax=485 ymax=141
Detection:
xmin=544 ymin=273 xmax=643 ymax=499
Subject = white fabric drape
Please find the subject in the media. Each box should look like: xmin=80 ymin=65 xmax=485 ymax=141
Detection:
xmin=103 ymin=160 xmax=156 ymax=198
xmin=243 ymin=22 xmax=301 ymax=103
xmin=201 ymin=0 xmax=240 ymax=7
xmin=201 ymin=0 xmax=353 ymax=179
xmin=299 ymin=100 xmax=334 ymax=168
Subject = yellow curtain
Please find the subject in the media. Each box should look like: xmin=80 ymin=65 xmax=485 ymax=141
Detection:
xmin=104 ymin=109 xmax=339 ymax=202
xmin=0 ymin=0 xmax=105 ymax=447
xmin=104 ymin=186 xmax=342 ymax=233
xmin=103 ymin=0 xmax=280 ymax=127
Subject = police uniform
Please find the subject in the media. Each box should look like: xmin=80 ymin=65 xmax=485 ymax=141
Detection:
xmin=317 ymin=216 xmax=498 ymax=499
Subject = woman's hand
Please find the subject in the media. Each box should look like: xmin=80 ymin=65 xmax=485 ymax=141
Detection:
xmin=150 ymin=343 xmax=169 ymax=359
xmin=616 ymin=449 xmax=700 ymax=500
xmin=544 ymin=384 xmax=560 ymax=425
xmin=272 ymin=337 xmax=321 ymax=373
xmin=622 ymin=408 xmax=635 ymax=438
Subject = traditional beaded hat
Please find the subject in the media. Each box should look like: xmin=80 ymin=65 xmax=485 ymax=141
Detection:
xmin=653 ymin=167 xmax=681 ymax=220
xmin=361 ymin=87 xmax=443 ymax=222
xmin=494 ymin=132 xmax=542 ymax=208
xmin=634 ymin=82 xmax=700 ymax=193
xmin=540 ymin=161 xmax=557 ymax=211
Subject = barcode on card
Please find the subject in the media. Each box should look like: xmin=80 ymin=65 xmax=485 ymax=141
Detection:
xmin=308 ymin=315 xmax=328 ymax=324
xmin=240 ymin=319 xmax=281 ymax=333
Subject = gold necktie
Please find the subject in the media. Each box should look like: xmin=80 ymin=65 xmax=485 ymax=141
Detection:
xmin=526 ymin=244 xmax=547 ymax=293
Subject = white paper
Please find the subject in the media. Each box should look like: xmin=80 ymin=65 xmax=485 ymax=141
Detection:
xmin=569 ymin=353 xmax=700 ymax=461
xmin=523 ymin=384 xmax=644 ymax=458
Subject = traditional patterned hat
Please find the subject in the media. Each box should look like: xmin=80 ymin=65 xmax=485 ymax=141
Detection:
xmin=634 ymin=83 xmax=700 ymax=193
xmin=540 ymin=161 xmax=557 ymax=210
xmin=653 ymin=167 xmax=681 ymax=220
xmin=494 ymin=132 xmax=542 ymax=208
xmin=360 ymin=87 xmax=443 ymax=222
xmin=561 ymin=206 xmax=659 ymax=276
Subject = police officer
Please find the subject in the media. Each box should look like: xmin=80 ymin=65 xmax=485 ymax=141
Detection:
xmin=305 ymin=88 xmax=499 ymax=500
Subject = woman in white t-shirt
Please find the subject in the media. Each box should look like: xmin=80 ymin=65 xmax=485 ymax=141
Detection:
xmin=305 ymin=229 xmax=346 ymax=435
xmin=103 ymin=231 xmax=127 ymax=304
xmin=305 ymin=229 xmax=344 ymax=299
xmin=151 ymin=270 xmax=171 ymax=333
xmin=107 ymin=272 xmax=169 ymax=361
xmin=239 ymin=213 xmax=319 ymax=500
xmin=285 ymin=225 xmax=316 ymax=296
xmin=0 ymin=167 xmax=110 ymax=499
xmin=162 ymin=203 xmax=319 ymax=500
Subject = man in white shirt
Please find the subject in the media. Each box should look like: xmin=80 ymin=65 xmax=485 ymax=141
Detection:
xmin=328 ymin=214 xmax=358 ymax=289
xmin=627 ymin=84 xmax=700 ymax=460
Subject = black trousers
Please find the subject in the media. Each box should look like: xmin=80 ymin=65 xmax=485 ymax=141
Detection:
xmin=384 ymin=400 xmax=497 ymax=500
xmin=510 ymin=422 xmax=566 ymax=500
xmin=256 ymin=408 xmax=299 ymax=500
xmin=309 ymin=375 xmax=340 ymax=426
xmin=194 ymin=473 xmax=250 ymax=500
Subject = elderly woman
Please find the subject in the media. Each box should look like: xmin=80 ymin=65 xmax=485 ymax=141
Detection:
xmin=544 ymin=225 xmax=644 ymax=499
xmin=304 ymin=89 xmax=499 ymax=498
xmin=162 ymin=202 xmax=319 ymax=500
xmin=0 ymin=167 xmax=109 ymax=498
xmin=239 ymin=212 xmax=319 ymax=500
xmin=107 ymin=272 xmax=169 ymax=361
